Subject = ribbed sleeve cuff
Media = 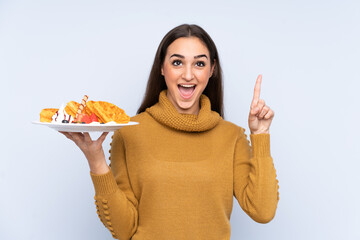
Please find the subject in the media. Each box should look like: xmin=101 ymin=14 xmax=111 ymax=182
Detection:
xmin=90 ymin=168 xmax=119 ymax=196
xmin=250 ymin=133 xmax=271 ymax=157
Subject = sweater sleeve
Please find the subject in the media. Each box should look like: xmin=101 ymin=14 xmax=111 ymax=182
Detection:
xmin=90 ymin=131 xmax=138 ymax=240
xmin=233 ymin=128 xmax=279 ymax=223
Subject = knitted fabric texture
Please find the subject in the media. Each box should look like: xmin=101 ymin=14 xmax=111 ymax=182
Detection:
xmin=146 ymin=90 xmax=221 ymax=132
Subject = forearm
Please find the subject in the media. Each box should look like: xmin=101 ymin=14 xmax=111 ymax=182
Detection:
xmin=234 ymin=133 xmax=279 ymax=223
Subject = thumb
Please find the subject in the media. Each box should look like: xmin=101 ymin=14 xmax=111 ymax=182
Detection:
xmin=97 ymin=132 xmax=109 ymax=144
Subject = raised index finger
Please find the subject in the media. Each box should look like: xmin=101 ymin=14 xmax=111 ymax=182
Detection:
xmin=251 ymin=74 xmax=262 ymax=106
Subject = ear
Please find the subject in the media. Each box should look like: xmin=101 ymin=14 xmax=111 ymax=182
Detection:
xmin=161 ymin=65 xmax=164 ymax=76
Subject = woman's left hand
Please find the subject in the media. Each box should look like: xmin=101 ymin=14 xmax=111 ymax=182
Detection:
xmin=248 ymin=74 xmax=275 ymax=134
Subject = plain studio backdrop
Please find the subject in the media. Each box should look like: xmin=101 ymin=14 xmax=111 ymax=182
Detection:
xmin=0 ymin=0 xmax=359 ymax=239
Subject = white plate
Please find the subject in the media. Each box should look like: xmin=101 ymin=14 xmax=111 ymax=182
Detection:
xmin=32 ymin=121 xmax=139 ymax=132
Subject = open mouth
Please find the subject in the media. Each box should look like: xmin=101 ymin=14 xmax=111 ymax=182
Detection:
xmin=178 ymin=84 xmax=196 ymax=99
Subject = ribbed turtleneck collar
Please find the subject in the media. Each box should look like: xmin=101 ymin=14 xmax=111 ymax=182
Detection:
xmin=146 ymin=90 xmax=221 ymax=132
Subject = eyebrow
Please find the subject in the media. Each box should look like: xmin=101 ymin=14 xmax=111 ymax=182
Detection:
xmin=170 ymin=54 xmax=208 ymax=59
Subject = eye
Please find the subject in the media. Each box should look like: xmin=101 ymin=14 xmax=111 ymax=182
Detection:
xmin=172 ymin=60 xmax=182 ymax=66
xmin=196 ymin=61 xmax=205 ymax=67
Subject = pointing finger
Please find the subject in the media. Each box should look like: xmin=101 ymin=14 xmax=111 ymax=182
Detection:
xmin=251 ymin=74 xmax=262 ymax=107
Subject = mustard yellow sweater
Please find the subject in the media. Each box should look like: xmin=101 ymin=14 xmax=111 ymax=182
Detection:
xmin=90 ymin=90 xmax=279 ymax=240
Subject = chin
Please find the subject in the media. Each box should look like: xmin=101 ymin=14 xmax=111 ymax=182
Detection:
xmin=176 ymin=93 xmax=201 ymax=114
xmin=177 ymin=101 xmax=195 ymax=111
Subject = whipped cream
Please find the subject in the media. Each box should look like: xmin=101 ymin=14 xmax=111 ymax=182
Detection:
xmin=51 ymin=104 xmax=74 ymax=123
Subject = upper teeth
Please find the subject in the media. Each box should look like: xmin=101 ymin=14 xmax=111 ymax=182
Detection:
xmin=180 ymin=85 xmax=195 ymax=88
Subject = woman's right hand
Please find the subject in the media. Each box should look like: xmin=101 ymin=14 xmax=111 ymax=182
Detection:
xmin=59 ymin=131 xmax=110 ymax=174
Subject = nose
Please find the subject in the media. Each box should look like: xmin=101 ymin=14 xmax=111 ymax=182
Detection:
xmin=182 ymin=65 xmax=194 ymax=81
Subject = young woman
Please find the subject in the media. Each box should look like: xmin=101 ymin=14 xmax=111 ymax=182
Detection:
xmin=61 ymin=24 xmax=279 ymax=240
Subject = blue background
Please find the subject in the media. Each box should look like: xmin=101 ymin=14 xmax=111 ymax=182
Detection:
xmin=1 ymin=0 xmax=359 ymax=239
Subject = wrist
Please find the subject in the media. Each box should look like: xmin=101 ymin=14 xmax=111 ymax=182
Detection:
xmin=251 ymin=130 xmax=269 ymax=134
xmin=89 ymin=161 xmax=109 ymax=175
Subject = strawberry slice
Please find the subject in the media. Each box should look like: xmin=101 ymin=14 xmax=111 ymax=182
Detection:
xmin=89 ymin=113 xmax=99 ymax=123
xmin=81 ymin=114 xmax=91 ymax=124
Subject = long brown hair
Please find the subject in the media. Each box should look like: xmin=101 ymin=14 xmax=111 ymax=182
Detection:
xmin=137 ymin=24 xmax=224 ymax=117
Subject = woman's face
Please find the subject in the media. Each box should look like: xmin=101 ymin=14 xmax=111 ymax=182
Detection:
xmin=161 ymin=37 xmax=214 ymax=115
